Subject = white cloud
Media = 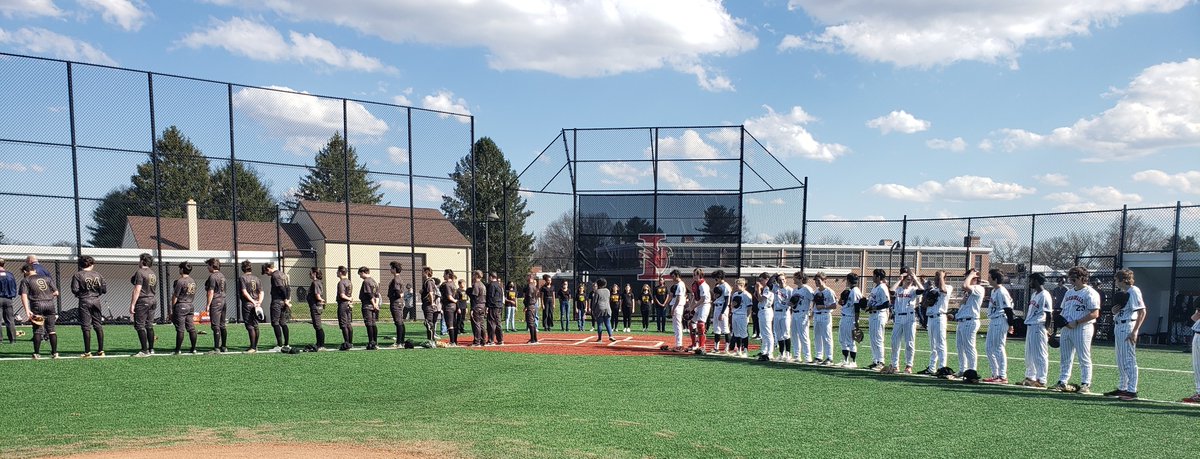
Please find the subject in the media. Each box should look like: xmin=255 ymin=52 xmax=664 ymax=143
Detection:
xmin=993 ymin=58 xmax=1200 ymax=160
xmin=657 ymin=161 xmax=701 ymax=190
xmin=978 ymin=139 xmax=994 ymax=151
xmin=1133 ymin=169 xmax=1200 ymax=194
xmin=926 ymin=137 xmax=967 ymax=152
xmin=178 ymin=17 xmax=397 ymax=74
xmin=866 ymin=110 xmax=930 ymax=134
xmin=657 ymin=129 xmax=721 ymax=159
xmin=392 ymin=94 xmax=412 ymax=106
xmin=420 ymin=90 xmax=472 ymax=121
xmin=202 ymin=0 xmax=756 ymax=91
xmin=1044 ymin=187 xmax=1143 ymax=211
xmin=379 ymin=180 xmax=445 ymax=203
xmin=747 ymin=197 xmax=764 ymax=205
xmin=79 ymin=0 xmax=150 ymax=32
xmin=695 ymin=165 xmax=718 ymax=178
xmin=387 ymin=146 xmax=408 ymax=165
xmin=744 ymin=105 xmax=848 ymax=162
xmin=232 ymin=85 xmax=389 ymax=154
xmin=0 ymin=161 xmax=46 ymax=173
xmin=597 ymin=162 xmax=644 ymax=185
xmin=1 ymin=0 xmax=61 ymax=17
xmin=0 ymin=27 xmax=115 ymax=65
xmin=781 ymin=0 xmax=1190 ymax=68
xmin=1034 ymin=173 xmax=1070 ymax=187
xmin=869 ymin=175 xmax=1036 ymax=202
xmin=770 ymin=198 xmax=786 ymax=205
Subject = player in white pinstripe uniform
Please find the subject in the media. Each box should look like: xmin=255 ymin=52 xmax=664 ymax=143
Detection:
xmin=1184 ymin=306 xmax=1200 ymax=404
xmin=955 ymin=269 xmax=984 ymax=377
xmin=772 ymin=274 xmax=793 ymax=361
xmin=710 ymin=270 xmax=731 ymax=354
xmin=1104 ymin=269 xmax=1146 ymax=400
xmin=983 ymin=269 xmax=1015 ymax=384
xmin=919 ymin=271 xmax=952 ymax=375
xmin=667 ymin=269 xmax=688 ymax=352
xmin=1050 ymin=266 xmax=1100 ymax=394
xmin=730 ymin=278 xmax=753 ymax=358
xmin=755 ymin=272 xmax=776 ymax=361
xmin=884 ymin=271 xmax=921 ymax=374
xmin=1021 ymin=273 xmax=1052 ymax=388
xmin=837 ymin=273 xmax=862 ymax=368
xmin=866 ymin=269 xmax=891 ymax=371
xmin=811 ymin=273 xmax=836 ymax=365
xmin=789 ymin=271 xmax=814 ymax=363
xmin=690 ymin=268 xmax=712 ymax=354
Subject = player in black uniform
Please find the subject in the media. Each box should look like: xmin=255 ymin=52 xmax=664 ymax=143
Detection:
xmin=71 ymin=255 xmax=107 ymax=357
xmin=653 ymin=279 xmax=668 ymax=333
xmin=469 ymin=270 xmax=487 ymax=346
xmin=307 ymin=267 xmax=326 ymax=350
xmin=558 ymin=280 xmax=570 ymax=332
xmin=540 ymin=274 xmax=555 ymax=331
xmin=264 ymin=262 xmax=291 ymax=351
xmin=130 ymin=253 xmax=158 ymax=357
xmin=171 ymin=261 xmax=199 ymax=354
xmin=440 ymin=269 xmax=459 ymax=346
xmin=335 ymin=266 xmax=354 ymax=350
xmin=486 ymin=272 xmax=504 ymax=345
xmin=387 ymin=261 xmax=405 ymax=348
xmin=358 ymin=266 xmax=381 ymax=350
xmin=20 ymin=263 xmax=59 ymax=359
xmin=574 ymin=283 xmax=588 ymax=332
xmin=524 ymin=275 xmax=540 ymax=343
xmin=204 ymin=258 xmax=228 ymax=353
xmin=421 ymin=267 xmax=441 ymax=341
xmin=238 ymin=260 xmax=263 ymax=353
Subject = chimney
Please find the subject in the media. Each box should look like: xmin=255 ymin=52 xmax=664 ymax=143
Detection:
xmin=187 ymin=199 xmax=199 ymax=251
xmin=964 ymin=235 xmax=980 ymax=247
xmin=879 ymin=239 xmax=893 ymax=247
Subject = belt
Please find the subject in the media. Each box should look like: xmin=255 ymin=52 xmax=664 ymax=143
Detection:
xmin=957 ymin=317 xmax=973 ymax=322
xmin=773 ymin=309 xmax=786 ymax=312
xmin=1117 ymin=319 xmax=1131 ymax=324
xmin=814 ymin=311 xmax=829 ymax=315
xmin=896 ymin=312 xmax=910 ymax=316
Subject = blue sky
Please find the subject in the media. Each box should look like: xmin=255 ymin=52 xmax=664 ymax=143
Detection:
xmin=1 ymin=0 xmax=1199 ymax=245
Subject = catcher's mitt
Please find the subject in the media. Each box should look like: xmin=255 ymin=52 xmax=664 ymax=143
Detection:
xmin=30 ymin=314 xmax=45 ymax=326
xmin=852 ymin=327 xmax=864 ymax=343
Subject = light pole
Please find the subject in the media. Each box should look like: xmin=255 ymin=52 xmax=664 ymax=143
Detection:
xmin=484 ymin=209 xmax=500 ymax=274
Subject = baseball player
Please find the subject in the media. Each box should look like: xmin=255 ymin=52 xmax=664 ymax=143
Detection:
xmin=1184 ymin=306 xmax=1200 ymax=404
xmin=335 ymin=266 xmax=354 ymax=350
xmin=667 ymin=270 xmax=687 ymax=352
xmin=308 ymin=267 xmax=327 ymax=350
xmin=920 ymin=271 xmax=952 ymax=375
xmin=755 ymin=272 xmax=776 ymax=360
xmin=420 ymin=266 xmax=440 ymax=340
xmin=505 ymin=281 xmax=517 ymax=332
xmin=1022 ymin=273 xmax=1052 ymax=387
xmin=772 ymin=273 xmax=793 ymax=361
xmin=486 ymin=272 xmax=505 ymax=345
xmin=811 ymin=273 xmax=836 ymax=365
xmin=130 ymin=253 xmax=158 ymax=357
xmin=653 ymin=279 xmax=668 ymax=333
xmin=983 ymin=269 xmax=1014 ymax=383
xmin=71 ymin=255 xmax=106 ymax=358
xmin=523 ymin=274 xmax=539 ymax=344
xmin=955 ymin=269 xmax=984 ymax=377
xmin=469 ymin=270 xmax=487 ymax=346
xmin=837 ymin=273 xmax=863 ymax=368
xmin=387 ymin=262 xmax=405 ymax=348
xmin=1104 ymin=269 xmax=1146 ymax=400
xmin=264 ymin=262 xmax=292 ymax=351
xmin=359 ymin=267 xmax=381 ymax=350
xmin=20 ymin=263 xmax=59 ymax=359
xmin=1050 ymin=266 xmax=1100 ymax=394
xmin=885 ymin=271 xmax=921 ymax=374
xmin=710 ymin=270 xmax=731 ymax=354
xmin=170 ymin=261 xmax=199 ymax=354
xmin=789 ymin=272 xmax=813 ymax=363
xmin=237 ymin=260 xmax=263 ymax=353
xmin=866 ymin=269 xmax=891 ymax=370
xmin=205 ymin=259 xmax=228 ymax=353
xmin=640 ymin=284 xmax=653 ymax=332
xmin=691 ymin=268 xmax=712 ymax=353
xmin=574 ymin=283 xmax=588 ymax=332
xmin=608 ymin=287 xmax=621 ymax=337
xmin=730 ymin=277 xmax=752 ymax=357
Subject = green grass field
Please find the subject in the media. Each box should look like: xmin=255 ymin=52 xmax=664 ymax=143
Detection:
xmin=2 ymin=322 xmax=1199 ymax=458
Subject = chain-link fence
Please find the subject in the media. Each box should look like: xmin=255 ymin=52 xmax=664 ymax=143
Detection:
xmin=0 ymin=52 xmax=475 ymax=325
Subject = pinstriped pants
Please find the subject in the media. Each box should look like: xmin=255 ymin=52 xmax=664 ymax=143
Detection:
xmin=1058 ymin=323 xmax=1094 ymax=385
xmin=759 ymin=308 xmax=775 ymax=357
xmin=985 ymin=319 xmax=1008 ymax=379
xmin=1114 ymin=323 xmax=1139 ymax=392
xmin=838 ymin=316 xmax=857 ymax=353
xmin=927 ymin=314 xmax=948 ymax=370
xmin=791 ymin=311 xmax=811 ymax=361
xmin=1193 ymin=334 xmax=1200 ymax=394
xmin=868 ymin=310 xmax=888 ymax=363
xmin=1024 ymin=324 xmax=1049 ymax=383
xmin=956 ymin=319 xmax=979 ymax=372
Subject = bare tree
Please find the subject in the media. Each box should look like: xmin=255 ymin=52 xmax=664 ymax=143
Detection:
xmin=817 ymin=235 xmax=847 ymax=245
xmin=1100 ymin=214 xmax=1170 ymax=255
xmin=990 ymin=240 xmax=1031 ymax=264
xmin=774 ymin=229 xmax=804 ymax=244
xmin=1034 ymin=231 xmax=1096 ymax=270
xmin=533 ymin=211 xmax=573 ymax=271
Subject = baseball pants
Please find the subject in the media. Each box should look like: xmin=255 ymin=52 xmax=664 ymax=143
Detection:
xmin=31 ymin=304 xmax=58 ymax=355
xmin=927 ymin=314 xmax=947 ymax=370
xmin=712 ymin=307 xmax=730 ymax=335
xmin=0 ymin=297 xmax=16 ymax=343
xmin=732 ymin=313 xmax=748 ymax=339
xmin=1058 ymin=323 xmax=1094 ymax=385
xmin=758 ymin=308 xmax=774 ymax=357
xmin=134 ymin=299 xmax=156 ymax=352
xmin=1114 ymin=322 xmax=1139 ymax=392
xmin=838 ymin=316 xmax=857 ymax=353
xmin=1193 ymin=333 xmax=1200 ymax=394
xmin=672 ymin=305 xmax=685 ymax=348
xmin=471 ymin=306 xmax=487 ymax=345
xmin=791 ymin=312 xmax=811 ymax=361
xmin=813 ymin=313 xmax=832 ymax=361
xmin=423 ymin=306 xmax=440 ymax=340
xmin=78 ymin=299 xmax=104 ymax=353
xmin=1025 ymin=324 xmax=1049 ymax=384
xmin=487 ymin=307 xmax=503 ymax=343
xmin=773 ymin=310 xmax=791 ymax=356
xmin=868 ymin=310 xmax=888 ymax=364
xmin=339 ymin=303 xmax=355 ymax=344
xmin=889 ymin=315 xmax=917 ymax=368
xmin=210 ymin=302 xmax=227 ymax=347
xmin=956 ymin=318 xmax=979 ymax=372
xmin=390 ymin=301 xmax=405 ymax=344
xmin=985 ymin=320 xmax=1008 ymax=379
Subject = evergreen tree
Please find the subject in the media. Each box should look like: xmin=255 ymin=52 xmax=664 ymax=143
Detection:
xmin=130 ymin=126 xmax=212 ymax=217
xmin=696 ymin=205 xmax=740 ymax=243
xmin=295 ymin=132 xmax=383 ymax=204
xmin=86 ymin=187 xmax=139 ymax=247
xmin=441 ymin=137 xmax=534 ymax=277
xmin=208 ymin=161 xmax=278 ymax=222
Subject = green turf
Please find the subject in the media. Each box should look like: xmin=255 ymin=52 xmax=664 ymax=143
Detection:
xmin=2 ymin=323 xmax=1198 ymax=458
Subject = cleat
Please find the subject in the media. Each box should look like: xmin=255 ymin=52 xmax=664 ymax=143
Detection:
xmin=1076 ymin=384 xmax=1090 ymax=394
xmin=1049 ymin=381 xmax=1068 ymax=392
xmin=133 ymin=352 xmax=149 ymax=358
xmin=844 ymin=361 xmax=857 ymax=369
xmin=97 ymin=351 xmax=105 ymax=357
xmin=31 ymin=354 xmax=41 ymax=360
xmin=1180 ymin=394 xmax=1200 ymax=404
xmin=1118 ymin=392 xmax=1138 ymax=401
xmin=80 ymin=352 xmax=92 ymax=359
xmin=1102 ymin=389 xmax=1124 ymax=397
xmin=916 ymin=367 xmax=933 ymax=375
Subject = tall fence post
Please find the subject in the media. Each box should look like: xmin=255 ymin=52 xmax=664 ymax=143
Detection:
xmin=342 ymin=99 xmax=351 ymax=270
xmin=1117 ymin=205 xmax=1128 ymax=270
xmin=1028 ymin=214 xmax=1037 ymax=277
xmin=227 ymin=83 xmax=240 ymax=323
xmin=67 ymin=62 xmax=82 ymax=256
xmin=148 ymin=72 xmax=167 ymax=319
xmin=1169 ymin=201 xmax=1181 ymax=340
xmin=407 ymin=107 xmax=416 ymax=292
xmin=799 ymin=176 xmax=808 ymax=271
xmin=964 ymin=218 xmax=973 ymax=270
xmin=899 ymin=215 xmax=907 ymax=271
xmin=469 ymin=116 xmax=477 ymax=273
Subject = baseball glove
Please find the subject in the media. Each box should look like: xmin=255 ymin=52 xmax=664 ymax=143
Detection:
xmin=1048 ymin=334 xmax=1060 ymax=349
xmin=852 ymin=327 xmax=864 ymax=343
xmin=30 ymin=314 xmax=45 ymax=326
xmin=1053 ymin=314 xmax=1068 ymax=329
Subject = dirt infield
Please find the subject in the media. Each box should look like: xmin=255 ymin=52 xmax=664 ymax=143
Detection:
xmin=57 ymin=441 xmax=463 ymax=459
xmin=442 ymin=332 xmax=760 ymax=357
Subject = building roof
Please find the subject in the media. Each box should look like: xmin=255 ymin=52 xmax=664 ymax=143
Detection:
xmin=296 ymin=200 xmax=471 ymax=248
xmin=125 ymin=216 xmax=312 ymax=258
